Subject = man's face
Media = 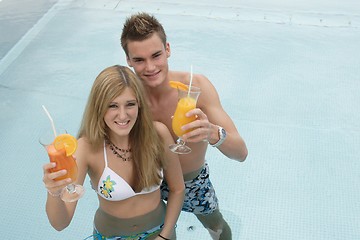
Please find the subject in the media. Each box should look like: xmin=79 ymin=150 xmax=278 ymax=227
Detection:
xmin=126 ymin=33 xmax=170 ymax=88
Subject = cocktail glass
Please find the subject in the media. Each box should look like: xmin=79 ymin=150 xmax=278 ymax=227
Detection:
xmin=169 ymin=85 xmax=201 ymax=154
xmin=39 ymin=130 xmax=84 ymax=202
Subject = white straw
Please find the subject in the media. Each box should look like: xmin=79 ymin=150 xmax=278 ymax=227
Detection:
xmin=42 ymin=105 xmax=57 ymax=137
xmin=188 ymin=65 xmax=193 ymax=96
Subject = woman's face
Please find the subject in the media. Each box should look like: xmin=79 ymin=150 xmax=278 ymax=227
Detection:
xmin=104 ymin=87 xmax=139 ymax=138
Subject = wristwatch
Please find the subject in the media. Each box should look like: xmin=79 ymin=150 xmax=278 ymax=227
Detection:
xmin=210 ymin=125 xmax=227 ymax=148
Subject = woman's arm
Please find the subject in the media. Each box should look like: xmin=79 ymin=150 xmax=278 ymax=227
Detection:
xmin=155 ymin=122 xmax=185 ymax=238
xmin=42 ymin=138 xmax=88 ymax=230
xmin=43 ymin=161 xmax=76 ymax=230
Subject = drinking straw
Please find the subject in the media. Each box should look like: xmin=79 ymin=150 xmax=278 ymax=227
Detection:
xmin=42 ymin=105 xmax=57 ymax=137
xmin=187 ymin=65 xmax=193 ymax=97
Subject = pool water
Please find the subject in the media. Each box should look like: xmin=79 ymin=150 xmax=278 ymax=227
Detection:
xmin=0 ymin=0 xmax=359 ymax=239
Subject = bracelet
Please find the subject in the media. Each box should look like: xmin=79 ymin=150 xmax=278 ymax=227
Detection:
xmin=47 ymin=189 xmax=61 ymax=197
xmin=158 ymin=234 xmax=170 ymax=240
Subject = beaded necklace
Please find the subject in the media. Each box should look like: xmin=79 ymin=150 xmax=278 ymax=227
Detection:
xmin=106 ymin=139 xmax=132 ymax=161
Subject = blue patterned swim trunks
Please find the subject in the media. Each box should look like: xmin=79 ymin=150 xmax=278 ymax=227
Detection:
xmin=84 ymin=224 xmax=163 ymax=240
xmin=161 ymin=163 xmax=219 ymax=215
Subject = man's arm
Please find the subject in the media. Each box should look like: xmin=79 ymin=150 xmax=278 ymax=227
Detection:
xmin=181 ymin=74 xmax=248 ymax=161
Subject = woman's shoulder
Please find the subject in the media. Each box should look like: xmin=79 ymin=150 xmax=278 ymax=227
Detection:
xmin=153 ymin=121 xmax=168 ymax=133
xmin=77 ymin=137 xmax=102 ymax=156
xmin=77 ymin=136 xmax=91 ymax=147
xmin=153 ymin=121 xmax=172 ymax=137
xmin=153 ymin=121 xmax=173 ymax=146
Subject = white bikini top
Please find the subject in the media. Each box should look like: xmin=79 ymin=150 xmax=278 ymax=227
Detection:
xmin=95 ymin=142 xmax=163 ymax=201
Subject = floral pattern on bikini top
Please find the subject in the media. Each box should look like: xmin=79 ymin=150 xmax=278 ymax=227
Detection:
xmin=99 ymin=175 xmax=116 ymax=199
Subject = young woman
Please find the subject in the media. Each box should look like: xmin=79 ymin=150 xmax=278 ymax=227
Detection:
xmin=42 ymin=65 xmax=184 ymax=239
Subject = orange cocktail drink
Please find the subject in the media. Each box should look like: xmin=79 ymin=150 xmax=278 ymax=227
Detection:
xmin=172 ymin=96 xmax=198 ymax=137
xmin=46 ymin=144 xmax=78 ymax=181
xmin=40 ymin=130 xmax=84 ymax=202
xmin=169 ymin=81 xmax=201 ymax=154
xmin=40 ymin=104 xmax=84 ymax=202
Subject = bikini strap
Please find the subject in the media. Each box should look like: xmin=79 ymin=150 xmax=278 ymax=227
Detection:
xmin=103 ymin=141 xmax=108 ymax=168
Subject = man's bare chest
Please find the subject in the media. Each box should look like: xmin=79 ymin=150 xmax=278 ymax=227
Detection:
xmin=150 ymin=101 xmax=177 ymax=136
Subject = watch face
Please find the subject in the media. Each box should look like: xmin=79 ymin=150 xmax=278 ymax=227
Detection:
xmin=220 ymin=128 xmax=226 ymax=138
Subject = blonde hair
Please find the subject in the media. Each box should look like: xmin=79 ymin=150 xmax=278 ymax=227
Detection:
xmin=78 ymin=65 xmax=164 ymax=190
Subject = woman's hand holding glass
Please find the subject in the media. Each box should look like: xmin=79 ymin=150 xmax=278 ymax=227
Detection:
xmin=43 ymin=162 xmax=72 ymax=197
xmin=39 ymin=130 xmax=85 ymax=202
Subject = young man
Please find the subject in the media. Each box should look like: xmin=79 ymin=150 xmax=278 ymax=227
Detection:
xmin=121 ymin=12 xmax=248 ymax=240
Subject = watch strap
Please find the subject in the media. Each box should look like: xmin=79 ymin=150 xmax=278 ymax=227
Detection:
xmin=210 ymin=125 xmax=226 ymax=148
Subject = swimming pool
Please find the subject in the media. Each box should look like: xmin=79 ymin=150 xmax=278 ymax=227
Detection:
xmin=1 ymin=0 xmax=359 ymax=239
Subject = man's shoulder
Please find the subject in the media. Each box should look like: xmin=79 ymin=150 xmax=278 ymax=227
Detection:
xmin=169 ymin=70 xmax=210 ymax=85
xmin=168 ymin=70 xmax=187 ymax=81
